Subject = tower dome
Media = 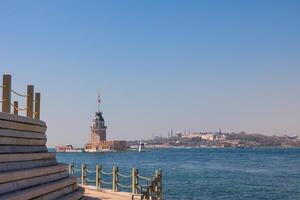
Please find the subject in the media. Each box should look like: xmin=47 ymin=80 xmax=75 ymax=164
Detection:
xmin=91 ymin=111 xmax=105 ymax=130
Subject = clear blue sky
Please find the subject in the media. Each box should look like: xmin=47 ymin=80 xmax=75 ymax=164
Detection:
xmin=0 ymin=1 xmax=299 ymax=147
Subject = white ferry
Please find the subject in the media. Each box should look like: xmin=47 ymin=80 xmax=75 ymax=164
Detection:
xmin=138 ymin=141 xmax=145 ymax=152
xmin=55 ymin=144 xmax=83 ymax=153
xmin=130 ymin=141 xmax=145 ymax=152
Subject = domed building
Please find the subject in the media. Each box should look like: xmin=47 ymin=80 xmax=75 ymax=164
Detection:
xmin=85 ymin=95 xmax=126 ymax=152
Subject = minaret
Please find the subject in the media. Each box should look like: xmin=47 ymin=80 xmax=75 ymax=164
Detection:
xmin=90 ymin=93 xmax=107 ymax=143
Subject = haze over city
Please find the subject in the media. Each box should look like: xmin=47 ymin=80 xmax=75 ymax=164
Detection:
xmin=0 ymin=1 xmax=299 ymax=147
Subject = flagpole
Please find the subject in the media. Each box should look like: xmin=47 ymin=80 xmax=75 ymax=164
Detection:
xmin=97 ymin=92 xmax=101 ymax=112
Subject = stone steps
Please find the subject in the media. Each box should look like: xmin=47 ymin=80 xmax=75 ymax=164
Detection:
xmin=0 ymin=112 xmax=84 ymax=199
xmin=0 ymin=170 xmax=69 ymax=194
xmin=0 ymin=177 xmax=78 ymax=200
xmin=0 ymin=164 xmax=67 ymax=184
xmin=0 ymin=129 xmax=47 ymax=140
xmin=0 ymin=152 xmax=55 ymax=163
xmin=0 ymin=120 xmax=47 ymax=133
xmin=0 ymin=111 xmax=47 ymax=127
xmin=0 ymin=145 xmax=47 ymax=154
xmin=0 ymin=158 xmax=58 ymax=172
xmin=0 ymin=136 xmax=46 ymax=146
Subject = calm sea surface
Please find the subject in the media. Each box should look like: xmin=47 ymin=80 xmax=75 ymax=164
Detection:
xmin=55 ymin=148 xmax=300 ymax=200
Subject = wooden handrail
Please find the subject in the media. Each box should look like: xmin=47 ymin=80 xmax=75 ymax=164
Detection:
xmin=1 ymin=74 xmax=41 ymax=119
xmin=69 ymin=163 xmax=162 ymax=199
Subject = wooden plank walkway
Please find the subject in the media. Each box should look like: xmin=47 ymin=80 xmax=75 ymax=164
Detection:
xmin=83 ymin=186 xmax=142 ymax=200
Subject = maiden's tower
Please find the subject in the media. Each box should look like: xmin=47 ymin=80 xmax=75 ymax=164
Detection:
xmin=85 ymin=94 xmax=126 ymax=152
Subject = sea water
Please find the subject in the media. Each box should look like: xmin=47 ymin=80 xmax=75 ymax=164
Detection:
xmin=55 ymin=148 xmax=300 ymax=200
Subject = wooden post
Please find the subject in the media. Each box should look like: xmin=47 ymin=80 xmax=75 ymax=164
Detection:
xmin=2 ymin=75 xmax=11 ymax=113
xmin=115 ymin=167 xmax=119 ymax=192
xmin=81 ymin=164 xmax=84 ymax=185
xmin=156 ymin=170 xmax=162 ymax=200
xmin=160 ymin=170 xmax=163 ymax=199
xmin=112 ymin=166 xmax=119 ymax=192
xmin=81 ymin=164 xmax=87 ymax=185
xmin=26 ymin=85 xmax=34 ymax=118
xmin=13 ymin=101 xmax=18 ymax=115
xmin=96 ymin=165 xmax=101 ymax=189
xmin=155 ymin=170 xmax=158 ymax=197
xmin=69 ymin=163 xmax=74 ymax=174
xmin=112 ymin=166 xmax=116 ymax=191
xmin=85 ymin=164 xmax=87 ymax=185
xmin=34 ymin=92 xmax=40 ymax=119
xmin=136 ymin=169 xmax=139 ymax=194
xmin=132 ymin=168 xmax=136 ymax=194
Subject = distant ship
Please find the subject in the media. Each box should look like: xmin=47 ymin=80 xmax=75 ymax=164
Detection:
xmin=55 ymin=144 xmax=83 ymax=153
xmin=129 ymin=141 xmax=146 ymax=152
xmin=138 ymin=141 xmax=145 ymax=152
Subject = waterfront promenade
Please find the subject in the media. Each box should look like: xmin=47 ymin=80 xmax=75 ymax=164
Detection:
xmin=69 ymin=163 xmax=162 ymax=200
xmin=83 ymin=186 xmax=139 ymax=200
xmin=0 ymin=74 xmax=162 ymax=200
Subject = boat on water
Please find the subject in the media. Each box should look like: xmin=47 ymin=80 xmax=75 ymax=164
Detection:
xmin=138 ymin=141 xmax=145 ymax=152
xmin=55 ymin=144 xmax=83 ymax=153
xmin=130 ymin=141 xmax=145 ymax=152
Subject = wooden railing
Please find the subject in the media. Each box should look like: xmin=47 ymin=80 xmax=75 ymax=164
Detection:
xmin=0 ymin=74 xmax=41 ymax=119
xmin=69 ymin=163 xmax=163 ymax=200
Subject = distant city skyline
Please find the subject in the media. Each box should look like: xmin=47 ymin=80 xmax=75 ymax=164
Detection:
xmin=0 ymin=1 xmax=299 ymax=147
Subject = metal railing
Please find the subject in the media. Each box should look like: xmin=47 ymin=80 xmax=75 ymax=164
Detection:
xmin=69 ymin=163 xmax=163 ymax=200
xmin=0 ymin=74 xmax=41 ymax=119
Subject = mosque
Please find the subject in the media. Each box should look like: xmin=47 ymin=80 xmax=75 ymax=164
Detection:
xmin=85 ymin=95 xmax=126 ymax=152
